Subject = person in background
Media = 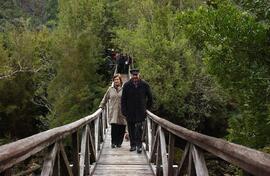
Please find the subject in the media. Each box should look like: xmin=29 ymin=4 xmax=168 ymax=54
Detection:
xmin=123 ymin=54 xmax=129 ymax=74
xmin=121 ymin=69 xmax=153 ymax=153
xmin=117 ymin=53 xmax=125 ymax=74
xmin=111 ymin=49 xmax=116 ymax=62
xmin=99 ymin=74 xmax=127 ymax=148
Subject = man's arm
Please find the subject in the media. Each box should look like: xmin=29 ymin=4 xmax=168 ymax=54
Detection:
xmin=121 ymin=84 xmax=128 ymax=117
xmin=99 ymin=88 xmax=110 ymax=109
xmin=146 ymin=83 xmax=153 ymax=109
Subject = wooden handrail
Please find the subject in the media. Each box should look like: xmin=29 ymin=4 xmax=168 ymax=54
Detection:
xmin=2 ymin=77 xmax=270 ymax=175
xmin=145 ymin=110 xmax=270 ymax=176
xmin=0 ymin=108 xmax=105 ymax=175
xmin=0 ymin=66 xmax=117 ymax=175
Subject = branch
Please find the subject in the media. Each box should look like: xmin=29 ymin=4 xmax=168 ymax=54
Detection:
xmin=31 ymin=96 xmax=53 ymax=113
xmin=0 ymin=66 xmax=44 ymax=80
xmin=32 ymin=100 xmax=53 ymax=113
xmin=14 ymin=163 xmax=40 ymax=176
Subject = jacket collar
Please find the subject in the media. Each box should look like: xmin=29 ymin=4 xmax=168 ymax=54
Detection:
xmin=111 ymin=83 xmax=123 ymax=88
xmin=111 ymin=84 xmax=123 ymax=91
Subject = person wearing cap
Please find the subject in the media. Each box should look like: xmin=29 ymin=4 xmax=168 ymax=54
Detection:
xmin=121 ymin=68 xmax=153 ymax=153
xmin=99 ymin=74 xmax=127 ymax=148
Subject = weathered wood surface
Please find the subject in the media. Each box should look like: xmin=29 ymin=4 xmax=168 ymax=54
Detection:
xmin=177 ymin=143 xmax=190 ymax=176
xmin=41 ymin=143 xmax=58 ymax=176
xmin=14 ymin=164 xmax=40 ymax=176
xmin=92 ymin=128 xmax=154 ymax=176
xmin=0 ymin=109 xmax=102 ymax=172
xmin=167 ymin=133 xmax=175 ymax=176
xmin=190 ymin=144 xmax=208 ymax=176
xmin=2 ymin=69 xmax=270 ymax=176
xmin=59 ymin=143 xmax=74 ymax=176
xmin=71 ymin=132 xmax=79 ymax=176
xmin=147 ymin=110 xmax=270 ymax=176
xmin=159 ymin=127 xmax=168 ymax=176
xmin=80 ymin=126 xmax=90 ymax=176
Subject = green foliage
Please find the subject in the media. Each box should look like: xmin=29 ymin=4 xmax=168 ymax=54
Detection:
xmin=0 ymin=0 xmax=25 ymax=30
xmin=58 ymin=0 xmax=106 ymax=36
xmin=0 ymin=0 xmax=58 ymax=30
xmin=177 ymin=1 xmax=270 ymax=148
xmin=48 ymin=0 xmax=106 ymax=127
xmin=113 ymin=0 xmax=270 ymax=149
xmin=0 ymin=26 xmax=53 ymax=139
xmin=1 ymin=0 xmax=270 ymax=153
xmin=114 ymin=1 xmax=228 ymax=136
xmin=0 ymin=1 xmax=57 ymax=142
xmin=233 ymin=0 xmax=270 ymax=22
xmin=0 ymin=0 xmax=109 ymax=142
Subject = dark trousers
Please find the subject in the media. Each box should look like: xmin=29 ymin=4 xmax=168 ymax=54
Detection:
xmin=111 ymin=124 xmax=126 ymax=145
xmin=128 ymin=121 xmax=143 ymax=148
xmin=118 ymin=63 xmax=125 ymax=74
xmin=123 ymin=64 xmax=129 ymax=74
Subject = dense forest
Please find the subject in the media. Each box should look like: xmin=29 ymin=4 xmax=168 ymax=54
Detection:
xmin=0 ymin=0 xmax=270 ymax=174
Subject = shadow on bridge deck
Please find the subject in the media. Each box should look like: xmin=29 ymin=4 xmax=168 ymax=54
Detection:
xmin=92 ymin=127 xmax=154 ymax=176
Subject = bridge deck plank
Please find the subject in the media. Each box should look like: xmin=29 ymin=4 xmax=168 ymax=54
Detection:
xmin=92 ymin=128 xmax=154 ymax=175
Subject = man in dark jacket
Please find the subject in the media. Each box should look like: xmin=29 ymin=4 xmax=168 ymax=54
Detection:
xmin=121 ymin=68 xmax=153 ymax=153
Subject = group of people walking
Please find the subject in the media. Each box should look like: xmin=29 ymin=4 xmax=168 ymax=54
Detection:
xmin=105 ymin=48 xmax=133 ymax=74
xmin=99 ymin=68 xmax=152 ymax=153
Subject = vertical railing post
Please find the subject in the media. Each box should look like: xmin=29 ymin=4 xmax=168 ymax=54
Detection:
xmin=56 ymin=150 xmax=60 ymax=176
xmin=99 ymin=113 xmax=104 ymax=143
xmin=72 ymin=132 xmax=79 ymax=176
xmin=85 ymin=136 xmax=90 ymax=176
xmin=190 ymin=144 xmax=209 ymax=176
xmin=159 ymin=127 xmax=168 ymax=176
xmin=80 ymin=126 xmax=89 ymax=176
xmin=106 ymin=102 xmax=109 ymax=128
xmin=144 ymin=120 xmax=149 ymax=151
xmin=156 ymin=139 xmax=162 ymax=176
xmin=151 ymin=121 xmax=156 ymax=153
xmin=142 ymin=120 xmax=147 ymax=150
xmin=147 ymin=117 xmax=152 ymax=153
xmin=114 ymin=64 xmax=118 ymax=75
xmin=59 ymin=142 xmax=74 ymax=176
xmin=177 ymin=143 xmax=190 ymax=176
xmin=0 ymin=168 xmax=12 ymax=176
xmin=168 ymin=133 xmax=175 ymax=176
xmin=102 ymin=108 xmax=106 ymax=137
xmin=187 ymin=146 xmax=195 ymax=176
xmin=41 ymin=143 xmax=59 ymax=176
xmin=95 ymin=118 xmax=100 ymax=156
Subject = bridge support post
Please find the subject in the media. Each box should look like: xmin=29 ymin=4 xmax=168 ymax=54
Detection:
xmin=0 ymin=169 xmax=11 ymax=176
xmin=168 ymin=133 xmax=175 ymax=176
xmin=72 ymin=132 xmax=79 ymax=176
xmin=156 ymin=139 xmax=162 ymax=176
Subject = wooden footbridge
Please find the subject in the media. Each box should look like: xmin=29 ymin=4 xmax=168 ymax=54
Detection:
xmin=0 ymin=71 xmax=270 ymax=175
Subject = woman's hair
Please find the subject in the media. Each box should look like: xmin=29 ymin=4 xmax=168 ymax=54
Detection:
xmin=113 ymin=74 xmax=123 ymax=86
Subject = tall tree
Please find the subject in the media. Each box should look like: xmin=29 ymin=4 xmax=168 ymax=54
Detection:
xmin=48 ymin=0 xmax=106 ymax=126
xmin=113 ymin=0 xmax=270 ymax=149
xmin=0 ymin=26 xmax=53 ymax=142
xmin=113 ymin=0 xmax=228 ymax=136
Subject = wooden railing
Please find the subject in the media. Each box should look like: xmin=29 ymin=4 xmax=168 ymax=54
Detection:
xmin=0 ymin=103 xmax=109 ymax=176
xmin=143 ymin=110 xmax=270 ymax=176
xmin=2 ymin=67 xmax=270 ymax=176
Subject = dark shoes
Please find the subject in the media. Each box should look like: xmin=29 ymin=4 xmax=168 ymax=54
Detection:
xmin=112 ymin=144 xmax=122 ymax=148
xmin=137 ymin=147 xmax=142 ymax=154
xmin=129 ymin=146 xmax=142 ymax=153
xmin=129 ymin=146 xmax=136 ymax=151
